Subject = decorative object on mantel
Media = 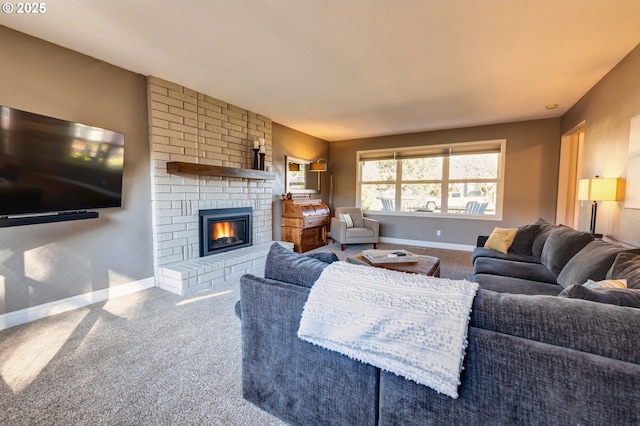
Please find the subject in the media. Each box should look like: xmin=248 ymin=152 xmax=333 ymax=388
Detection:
xmin=259 ymin=143 xmax=266 ymax=171
xmin=252 ymin=138 xmax=267 ymax=170
xmin=252 ymin=140 xmax=260 ymax=170
xmin=166 ymin=161 xmax=275 ymax=180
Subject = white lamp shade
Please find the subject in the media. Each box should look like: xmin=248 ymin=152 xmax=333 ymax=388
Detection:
xmin=578 ymin=179 xmax=591 ymax=201
xmin=309 ymin=162 xmax=328 ymax=172
xmin=578 ymin=177 xmax=624 ymax=201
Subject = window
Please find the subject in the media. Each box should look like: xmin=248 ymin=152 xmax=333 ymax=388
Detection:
xmin=357 ymin=140 xmax=505 ymax=218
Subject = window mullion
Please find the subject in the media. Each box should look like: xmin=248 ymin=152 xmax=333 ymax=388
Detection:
xmin=396 ymin=159 xmax=402 ymax=211
xmin=442 ymin=155 xmax=450 ymax=211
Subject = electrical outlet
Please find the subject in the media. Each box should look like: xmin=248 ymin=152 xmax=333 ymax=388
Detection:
xmin=436 ymin=230 xmax=441 ymax=236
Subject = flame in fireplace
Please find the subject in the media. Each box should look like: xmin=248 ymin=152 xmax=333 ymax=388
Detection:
xmin=213 ymin=221 xmax=235 ymax=240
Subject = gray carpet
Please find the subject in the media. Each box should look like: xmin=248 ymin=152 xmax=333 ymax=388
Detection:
xmin=0 ymin=243 xmax=472 ymax=425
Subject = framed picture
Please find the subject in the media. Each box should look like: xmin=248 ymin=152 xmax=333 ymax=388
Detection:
xmin=626 ymin=114 xmax=640 ymax=209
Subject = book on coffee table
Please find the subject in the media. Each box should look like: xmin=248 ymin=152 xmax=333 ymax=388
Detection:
xmin=361 ymin=249 xmax=419 ymax=264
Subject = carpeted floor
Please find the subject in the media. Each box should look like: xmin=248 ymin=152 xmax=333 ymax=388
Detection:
xmin=0 ymin=242 xmax=472 ymax=425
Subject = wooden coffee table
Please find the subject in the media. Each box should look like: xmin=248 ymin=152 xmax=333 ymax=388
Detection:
xmin=353 ymin=252 xmax=441 ymax=277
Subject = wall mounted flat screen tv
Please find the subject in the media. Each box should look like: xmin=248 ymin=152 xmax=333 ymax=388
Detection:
xmin=0 ymin=105 xmax=125 ymax=217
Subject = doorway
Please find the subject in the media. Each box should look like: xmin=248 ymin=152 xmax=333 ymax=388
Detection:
xmin=556 ymin=123 xmax=585 ymax=228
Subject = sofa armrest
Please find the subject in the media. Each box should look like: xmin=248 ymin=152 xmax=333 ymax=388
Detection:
xmin=240 ymin=274 xmax=379 ymax=425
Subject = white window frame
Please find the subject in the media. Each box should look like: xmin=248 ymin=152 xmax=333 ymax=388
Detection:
xmin=356 ymin=139 xmax=506 ymax=220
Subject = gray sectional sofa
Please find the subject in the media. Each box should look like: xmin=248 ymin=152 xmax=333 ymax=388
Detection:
xmin=473 ymin=218 xmax=640 ymax=298
xmin=239 ymin=242 xmax=640 ymax=425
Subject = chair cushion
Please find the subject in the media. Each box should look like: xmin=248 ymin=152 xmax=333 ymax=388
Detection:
xmin=336 ymin=207 xmax=365 ymax=228
xmin=345 ymin=227 xmax=375 ymax=238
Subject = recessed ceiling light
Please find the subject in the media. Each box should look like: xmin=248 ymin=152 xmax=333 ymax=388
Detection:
xmin=545 ymin=104 xmax=558 ymax=110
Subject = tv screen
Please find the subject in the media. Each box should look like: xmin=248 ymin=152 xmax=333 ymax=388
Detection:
xmin=0 ymin=105 xmax=125 ymax=217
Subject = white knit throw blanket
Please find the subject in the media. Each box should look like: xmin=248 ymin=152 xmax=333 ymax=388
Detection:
xmin=297 ymin=261 xmax=479 ymax=399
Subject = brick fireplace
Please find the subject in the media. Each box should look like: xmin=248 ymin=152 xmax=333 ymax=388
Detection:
xmin=147 ymin=76 xmax=278 ymax=295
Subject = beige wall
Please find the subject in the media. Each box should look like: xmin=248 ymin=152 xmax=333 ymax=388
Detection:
xmin=0 ymin=27 xmax=153 ymax=315
xmin=329 ymin=118 xmax=562 ymax=246
xmin=562 ymin=43 xmax=640 ymax=247
xmin=272 ymin=123 xmax=330 ymax=240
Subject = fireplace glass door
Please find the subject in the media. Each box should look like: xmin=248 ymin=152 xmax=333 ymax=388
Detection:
xmin=199 ymin=207 xmax=252 ymax=256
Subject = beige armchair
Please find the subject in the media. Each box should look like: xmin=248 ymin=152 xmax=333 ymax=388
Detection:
xmin=330 ymin=207 xmax=380 ymax=251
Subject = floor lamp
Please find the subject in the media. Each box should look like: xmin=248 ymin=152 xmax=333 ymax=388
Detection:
xmin=578 ymin=176 xmax=623 ymax=238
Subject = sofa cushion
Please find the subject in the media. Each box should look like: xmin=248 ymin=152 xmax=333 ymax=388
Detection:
xmin=540 ymin=226 xmax=594 ymax=277
xmin=484 ymin=227 xmax=518 ymax=254
xmin=558 ymin=284 xmax=640 ymax=309
xmin=556 ymin=239 xmax=634 ymax=288
xmin=264 ymin=243 xmax=330 ymax=288
xmin=472 ymin=246 xmax=539 ymax=264
xmin=509 ymin=224 xmax=540 ymax=256
xmin=607 ymin=252 xmax=640 ymax=289
xmin=473 ymin=273 xmax=562 ymax=296
xmin=531 ymin=218 xmax=558 ymax=258
xmin=473 ymin=257 xmax=557 ymax=284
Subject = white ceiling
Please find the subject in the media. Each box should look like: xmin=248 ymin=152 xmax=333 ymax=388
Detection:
xmin=3 ymin=1 xmax=640 ymax=141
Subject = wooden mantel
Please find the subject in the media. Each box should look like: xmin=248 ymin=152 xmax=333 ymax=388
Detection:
xmin=166 ymin=161 xmax=276 ymax=180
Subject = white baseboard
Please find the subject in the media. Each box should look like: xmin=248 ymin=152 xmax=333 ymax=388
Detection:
xmin=0 ymin=277 xmax=155 ymax=331
xmin=379 ymin=237 xmax=475 ymax=252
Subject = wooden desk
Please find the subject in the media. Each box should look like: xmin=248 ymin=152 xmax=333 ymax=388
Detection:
xmin=282 ymin=199 xmax=330 ymax=253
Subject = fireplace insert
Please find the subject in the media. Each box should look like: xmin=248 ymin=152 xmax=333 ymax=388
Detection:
xmin=199 ymin=207 xmax=252 ymax=257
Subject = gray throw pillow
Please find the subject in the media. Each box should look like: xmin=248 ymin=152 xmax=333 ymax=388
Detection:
xmin=556 ymin=240 xmax=635 ymax=288
xmin=558 ymin=284 xmax=640 ymax=309
xmin=531 ymin=218 xmax=558 ymax=258
xmin=607 ymin=252 xmax=640 ymax=289
xmin=508 ymin=224 xmax=540 ymax=255
xmin=264 ymin=243 xmax=331 ymax=288
xmin=540 ymin=225 xmax=594 ymax=277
